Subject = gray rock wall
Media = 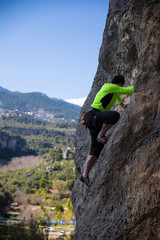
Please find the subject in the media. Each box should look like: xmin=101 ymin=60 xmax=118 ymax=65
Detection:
xmin=0 ymin=130 xmax=28 ymax=158
xmin=72 ymin=0 xmax=160 ymax=239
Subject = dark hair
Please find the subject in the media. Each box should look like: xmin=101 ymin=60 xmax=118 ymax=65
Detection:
xmin=111 ymin=75 xmax=125 ymax=85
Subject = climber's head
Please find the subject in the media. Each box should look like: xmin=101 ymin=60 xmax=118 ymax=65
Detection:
xmin=111 ymin=75 xmax=125 ymax=86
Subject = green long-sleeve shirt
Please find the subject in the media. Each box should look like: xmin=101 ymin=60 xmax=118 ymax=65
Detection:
xmin=91 ymin=83 xmax=134 ymax=111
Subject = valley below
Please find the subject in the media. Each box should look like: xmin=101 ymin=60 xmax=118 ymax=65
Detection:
xmin=0 ymin=112 xmax=77 ymax=239
xmin=0 ymin=155 xmax=43 ymax=171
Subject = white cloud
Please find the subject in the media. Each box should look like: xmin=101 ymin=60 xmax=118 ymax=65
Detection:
xmin=66 ymin=97 xmax=87 ymax=107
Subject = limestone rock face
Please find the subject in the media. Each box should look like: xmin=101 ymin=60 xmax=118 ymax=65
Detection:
xmin=0 ymin=131 xmax=28 ymax=158
xmin=72 ymin=0 xmax=160 ymax=239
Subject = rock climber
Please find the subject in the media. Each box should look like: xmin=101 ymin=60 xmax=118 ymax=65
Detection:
xmin=80 ymin=75 xmax=134 ymax=185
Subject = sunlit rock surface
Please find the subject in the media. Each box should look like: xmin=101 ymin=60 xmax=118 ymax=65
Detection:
xmin=72 ymin=0 xmax=160 ymax=239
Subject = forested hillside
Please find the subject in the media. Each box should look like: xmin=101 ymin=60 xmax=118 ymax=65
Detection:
xmin=0 ymin=86 xmax=81 ymax=121
xmin=0 ymin=113 xmax=76 ymax=159
xmin=0 ymin=111 xmax=76 ymax=239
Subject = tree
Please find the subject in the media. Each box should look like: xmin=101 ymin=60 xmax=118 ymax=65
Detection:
xmin=64 ymin=209 xmax=73 ymax=221
xmin=49 ymin=148 xmax=63 ymax=161
xmin=55 ymin=203 xmax=64 ymax=213
xmin=66 ymin=179 xmax=75 ymax=190
xmin=0 ymin=218 xmax=48 ymax=240
xmin=52 ymin=180 xmax=67 ymax=192
xmin=55 ymin=211 xmax=62 ymax=220
xmin=66 ymin=232 xmax=74 ymax=240
xmin=66 ymin=198 xmax=74 ymax=212
xmin=0 ymin=189 xmax=13 ymax=207
xmin=0 ymin=192 xmax=6 ymax=207
xmin=39 ymin=179 xmax=48 ymax=189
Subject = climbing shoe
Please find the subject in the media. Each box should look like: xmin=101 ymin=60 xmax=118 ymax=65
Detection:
xmin=80 ymin=175 xmax=89 ymax=186
xmin=97 ymin=136 xmax=108 ymax=144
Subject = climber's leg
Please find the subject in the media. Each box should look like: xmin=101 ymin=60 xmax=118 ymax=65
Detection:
xmin=98 ymin=123 xmax=112 ymax=138
xmin=80 ymin=155 xmax=97 ymax=185
xmin=80 ymin=131 xmax=104 ymax=183
xmin=83 ymin=155 xmax=97 ymax=178
xmin=96 ymin=111 xmax=120 ymax=144
xmin=97 ymin=123 xmax=112 ymax=143
xmin=80 ymin=111 xmax=120 ymax=185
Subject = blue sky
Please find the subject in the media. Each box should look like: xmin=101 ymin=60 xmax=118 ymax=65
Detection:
xmin=0 ymin=0 xmax=109 ymax=101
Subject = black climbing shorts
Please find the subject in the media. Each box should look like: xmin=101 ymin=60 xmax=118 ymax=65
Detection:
xmin=88 ymin=109 xmax=120 ymax=158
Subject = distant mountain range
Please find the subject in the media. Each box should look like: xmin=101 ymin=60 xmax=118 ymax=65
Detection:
xmin=0 ymin=86 xmax=13 ymax=93
xmin=0 ymin=86 xmax=81 ymax=121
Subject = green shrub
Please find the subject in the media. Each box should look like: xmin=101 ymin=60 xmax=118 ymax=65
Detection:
xmin=66 ymin=179 xmax=75 ymax=191
xmin=55 ymin=203 xmax=64 ymax=212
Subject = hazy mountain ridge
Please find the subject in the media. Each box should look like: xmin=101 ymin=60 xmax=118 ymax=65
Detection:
xmin=0 ymin=86 xmax=81 ymax=121
xmin=0 ymin=86 xmax=13 ymax=93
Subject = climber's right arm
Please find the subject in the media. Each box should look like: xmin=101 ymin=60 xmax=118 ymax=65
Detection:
xmin=107 ymin=84 xmax=134 ymax=95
